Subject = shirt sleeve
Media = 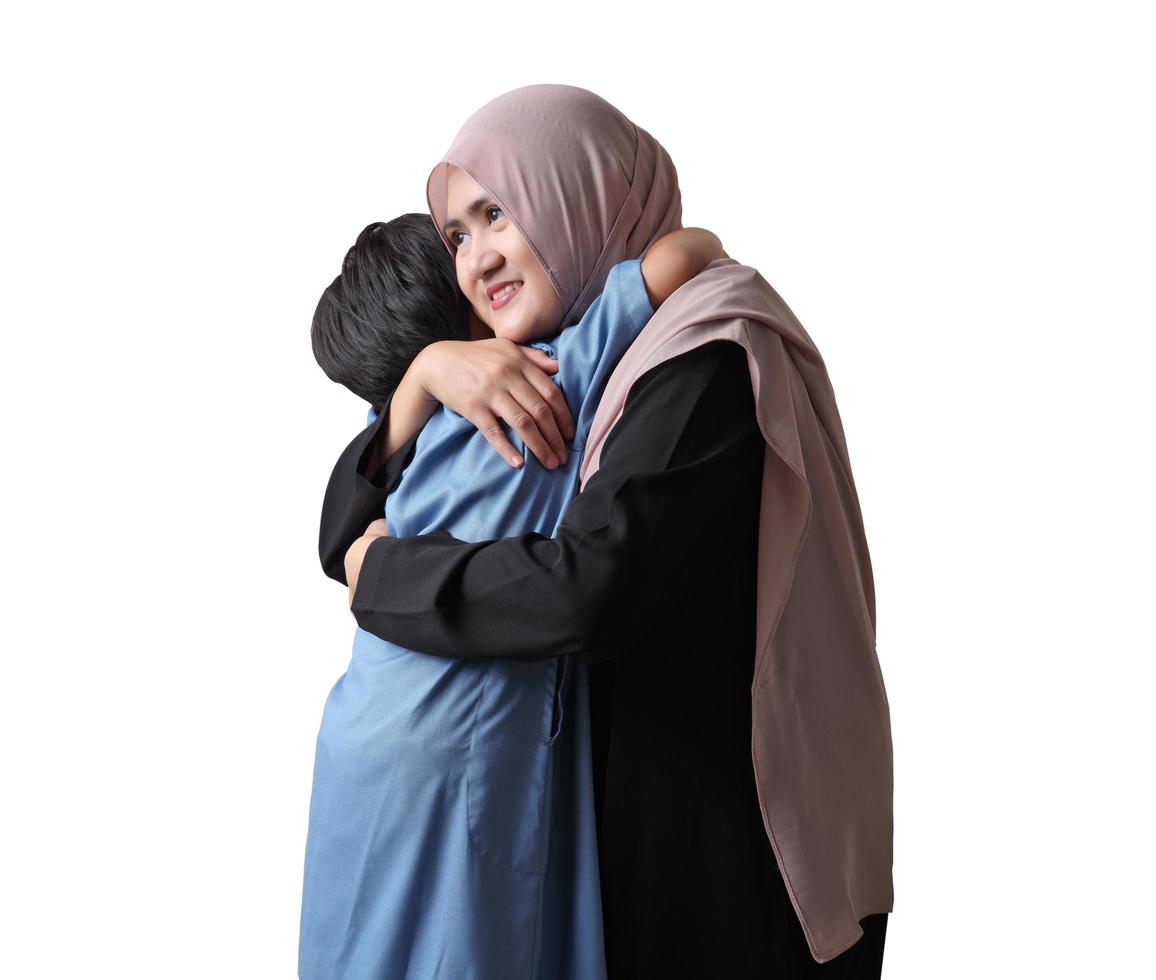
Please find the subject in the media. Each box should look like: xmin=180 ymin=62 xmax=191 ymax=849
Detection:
xmin=549 ymin=259 xmax=654 ymax=434
xmin=350 ymin=340 xmax=765 ymax=663
xmin=318 ymin=388 xmax=421 ymax=585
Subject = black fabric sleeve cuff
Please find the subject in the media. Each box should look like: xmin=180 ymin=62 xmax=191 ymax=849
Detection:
xmin=317 ymin=390 xmax=420 ymax=584
xmin=356 ymin=403 xmax=419 ymax=491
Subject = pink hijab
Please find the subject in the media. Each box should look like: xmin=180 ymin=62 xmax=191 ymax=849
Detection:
xmin=426 ymin=84 xmax=894 ymax=964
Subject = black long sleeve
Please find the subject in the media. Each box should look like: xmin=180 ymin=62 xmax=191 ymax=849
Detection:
xmin=317 ymin=389 xmax=421 ymax=584
xmin=349 ymin=340 xmax=765 ymax=663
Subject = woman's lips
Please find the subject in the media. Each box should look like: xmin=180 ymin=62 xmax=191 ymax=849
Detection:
xmin=489 ymin=280 xmax=523 ymax=310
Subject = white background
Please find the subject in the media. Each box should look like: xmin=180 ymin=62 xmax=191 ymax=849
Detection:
xmin=2 ymin=2 xmax=1152 ymax=977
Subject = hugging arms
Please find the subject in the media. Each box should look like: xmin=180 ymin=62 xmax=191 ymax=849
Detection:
xmin=337 ymin=224 xmax=727 ymax=601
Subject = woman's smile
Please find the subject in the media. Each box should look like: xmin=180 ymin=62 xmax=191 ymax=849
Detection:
xmin=487 ymin=279 xmax=523 ymax=309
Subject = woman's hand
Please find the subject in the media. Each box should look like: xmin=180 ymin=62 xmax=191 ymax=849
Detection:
xmin=346 ymin=518 xmax=389 ymax=609
xmin=414 ymin=339 xmax=576 ymax=469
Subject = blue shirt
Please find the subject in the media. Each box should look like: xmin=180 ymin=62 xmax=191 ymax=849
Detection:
xmin=300 ymin=259 xmax=653 ymax=980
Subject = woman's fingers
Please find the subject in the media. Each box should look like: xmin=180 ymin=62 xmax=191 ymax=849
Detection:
xmin=420 ymin=338 xmax=576 ymax=468
xmin=518 ymin=346 xmax=561 ymax=374
xmin=500 ymin=381 xmax=569 ymax=467
xmin=517 ymin=345 xmax=574 ymax=439
xmin=520 ymin=361 xmax=576 ymax=442
xmin=486 ymin=392 xmax=556 ymax=469
xmin=470 ymin=407 xmax=526 ymax=469
xmin=468 ymin=389 xmax=568 ymax=470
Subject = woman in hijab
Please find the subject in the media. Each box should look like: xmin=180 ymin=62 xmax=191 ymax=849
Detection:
xmin=323 ymin=84 xmax=894 ymax=978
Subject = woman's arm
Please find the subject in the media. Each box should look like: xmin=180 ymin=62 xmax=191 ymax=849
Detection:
xmin=348 ymin=341 xmax=764 ymax=663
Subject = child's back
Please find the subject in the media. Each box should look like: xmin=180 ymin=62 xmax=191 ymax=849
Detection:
xmin=302 ymin=258 xmax=653 ymax=980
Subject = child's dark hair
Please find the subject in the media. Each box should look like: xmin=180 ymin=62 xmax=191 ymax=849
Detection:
xmin=312 ymin=214 xmax=472 ymax=411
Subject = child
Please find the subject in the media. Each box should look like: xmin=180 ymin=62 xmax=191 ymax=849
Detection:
xmin=301 ymin=210 xmax=725 ymax=980
xmin=311 ymin=214 xmax=476 ymax=414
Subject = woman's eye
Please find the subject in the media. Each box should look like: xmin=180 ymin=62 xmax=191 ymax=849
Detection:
xmin=449 ymin=230 xmax=466 ymax=246
xmin=486 ymin=205 xmax=503 ymax=222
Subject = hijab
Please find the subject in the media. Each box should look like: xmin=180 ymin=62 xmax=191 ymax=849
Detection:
xmin=426 ymin=84 xmax=682 ymax=327
xmin=426 ymin=84 xmax=894 ymax=964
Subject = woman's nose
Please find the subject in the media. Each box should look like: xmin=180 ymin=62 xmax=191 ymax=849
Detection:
xmin=464 ymin=234 xmax=503 ymax=281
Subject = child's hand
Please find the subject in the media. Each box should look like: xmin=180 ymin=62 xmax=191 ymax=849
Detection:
xmin=346 ymin=519 xmax=390 ymax=609
xmin=416 ymin=339 xmax=575 ymax=470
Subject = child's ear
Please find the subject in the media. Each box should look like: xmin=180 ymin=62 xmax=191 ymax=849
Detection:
xmin=467 ymin=309 xmax=494 ymax=341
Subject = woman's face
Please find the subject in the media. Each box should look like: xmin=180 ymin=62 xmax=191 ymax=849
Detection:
xmin=443 ymin=164 xmax=562 ymax=344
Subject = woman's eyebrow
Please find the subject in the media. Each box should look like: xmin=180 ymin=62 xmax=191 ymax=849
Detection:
xmin=443 ymin=196 xmax=491 ymax=233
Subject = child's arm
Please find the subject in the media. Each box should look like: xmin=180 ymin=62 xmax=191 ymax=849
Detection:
xmin=363 ymin=227 xmax=722 ymax=473
xmin=379 ymin=358 xmax=441 ymax=458
xmin=639 ymin=228 xmax=727 ymax=309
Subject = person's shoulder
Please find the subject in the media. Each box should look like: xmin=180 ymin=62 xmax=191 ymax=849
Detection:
xmin=605 ymin=257 xmax=644 ymax=294
xmin=595 ymin=258 xmax=649 ymax=322
xmin=607 ymin=256 xmax=642 ymax=279
xmin=548 ymin=258 xmax=649 ymax=361
xmin=572 ymin=258 xmax=643 ymax=310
